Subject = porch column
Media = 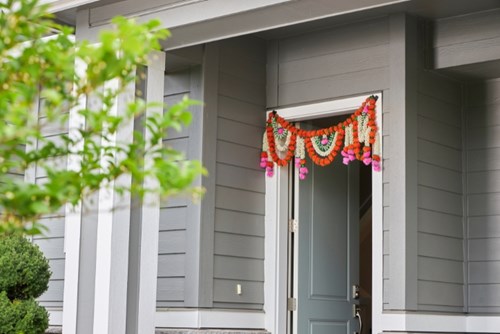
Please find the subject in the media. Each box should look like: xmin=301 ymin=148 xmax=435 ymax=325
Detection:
xmin=92 ymin=78 xmax=136 ymax=334
xmin=126 ymin=51 xmax=165 ymax=334
xmin=388 ymin=13 xmax=419 ymax=310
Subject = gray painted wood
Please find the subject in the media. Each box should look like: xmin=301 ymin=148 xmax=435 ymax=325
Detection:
xmin=278 ymin=17 xmax=388 ymax=63
xmin=266 ymin=40 xmax=279 ymax=108
xmin=193 ymin=44 xmax=217 ymax=308
xmin=416 ymin=37 xmax=465 ymax=311
xmin=214 ymin=233 xmax=264 ymax=260
xmin=159 ymin=207 xmax=187 ymax=231
xmin=215 ymin=186 xmax=265 ymax=215
xmin=465 ymin=79 xmax=500 ymax=313
xmin=387 ymin=13 xmax=419 ymax=311
xmin=279 ymin=44 xmax=388 ymax=85
xmin=217 ymin=118 xmax=263 ymax=149
xmin=157 ymin=278 xmax=185 ymax=302
xmin=434 ymin=10 xmax=500 ymax=72
xmin=469 ymin=262 xmax=500 ymax=284
xmin=468 ymin=216 xmax=500 ymax=239
xmin=297 ymin=151 xmax=359 ymax=334
xmin=418 ymin=94 xmax=461 ymax=127
xmin=418 ymin=162 xmax=462 ymax=194
xmin=417 ymin=116 xmax=461 ymax=150
xmin=216 ymin=164 xmax=265 ymax=194
xmin=418 ymin=209 xmax=463 ymax=239
xmin=216 ymin=141 xmax=262 ymax=171
xmin=469 ymin=284 xmax=500 ymax=307
xmin=279 ymin=67 xmax=389 ymax=106
xmin=213 ymin=256 xmax=264 ymax=281
xmin=38 ymin=280 xmax=64 ymax=303
xmin=156 ymin=66 xmax=205 ymax=308
xmin=418 ymin=186 xmax=462 ymax=216
xmin=218 ymin=96 xmax=265 ymax=127
xmin=158 ymin=230 xmax=186 ymax=254
xmin=434 ymin=9 xmax=500 ymax=48
xmin=466 ymin=79 xmax=500 ymax=107
xmin=417 ymin=281 xmax=464 ymax=307
xmin=201 ymin=37 xmax=268 ymax=310
xmin=214 ymin=209 xmax=264 ymax=237
xmin=31 ymin=96 xmax=69 ymax=308
xmin=418 ymin=257 xmax=463 ymax=284
xmin=418 ymin=139 xmax=462 ymax=172
xmin=157 ymin=254 xmax=185 ymax=277
xmin=212 ymin=279 xmax=264 ymax=304
xmin=418 ymin=232 xmax=463 ymax=262
xmin=219 ymin=73 xmax=265 ymax=106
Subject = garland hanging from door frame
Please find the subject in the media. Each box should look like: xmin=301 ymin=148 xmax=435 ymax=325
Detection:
xmin=260 ymin=95 xmax=381 ymax=180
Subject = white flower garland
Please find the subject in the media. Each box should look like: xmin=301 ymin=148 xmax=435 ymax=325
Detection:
xmin=344 ymin=123 xmax=354 ymax=147
xmin=311 ymin=132 xmax=338 ymax=157
xmin=358 ymin=115 xmax=369 ymax=144
xmin=275 ymin=130 xmax=291 ymax=152
xmin=373 ymin=133 xmax=381 ymax=156
xmin=262 ymin=132 xmax=269 ymax=153
xmin=296 ymin=136 xmax=305 ymax=159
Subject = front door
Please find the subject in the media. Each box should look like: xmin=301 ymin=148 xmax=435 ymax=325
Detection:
xmin=294 ymin=131 xmax=360 ymax=334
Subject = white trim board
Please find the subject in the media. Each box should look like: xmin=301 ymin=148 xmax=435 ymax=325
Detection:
xmin=264 ymin=93 xmax=383 ymax=334
xmin=381 ymin=313 xmax=500 ymax=333
xmin=155 ymin=309 xmax=265 ymax=329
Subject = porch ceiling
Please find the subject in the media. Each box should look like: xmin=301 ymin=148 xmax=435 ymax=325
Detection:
xmin=58 ymin=0 xmax=499 ymax=49
xmin=163 ymin=0 xmax=499 ymax=49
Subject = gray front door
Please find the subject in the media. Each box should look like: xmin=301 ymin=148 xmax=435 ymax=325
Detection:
xmin=296 ymin=154 xmax=359 ymax=334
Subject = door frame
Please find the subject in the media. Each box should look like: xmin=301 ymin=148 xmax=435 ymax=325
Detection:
xmin=263 ymin=93 xmax=383 ymax=334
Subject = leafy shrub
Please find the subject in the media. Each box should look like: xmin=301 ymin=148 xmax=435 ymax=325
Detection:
xmin=0 ymin=292 xmax=49 ymax=334
xmin=0 ymin=236 xmax=50 ymax=334
xmin=0 ymin=235 xmax=51 ymax=300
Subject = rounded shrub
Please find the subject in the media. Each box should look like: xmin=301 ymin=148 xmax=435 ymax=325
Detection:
xmin=0 ymin=235 xmax=51 ymax=300
xmin=0 ymin=235 xmax=51 ymax=334
xmin=0 ymin=292 xmax=49 ymax=334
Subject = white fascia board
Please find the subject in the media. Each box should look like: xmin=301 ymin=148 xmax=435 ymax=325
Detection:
xmin=40 ymin=0 xmax=100 ymax=13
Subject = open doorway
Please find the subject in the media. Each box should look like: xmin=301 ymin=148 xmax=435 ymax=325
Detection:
xmin=287 ymin=115 xmax=373 ymax=334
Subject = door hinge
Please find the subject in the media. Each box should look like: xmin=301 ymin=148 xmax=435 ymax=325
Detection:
xmin=287 ymin=297 xmax=297 ymax=311
xmin=288 ymin=219 xmax=298 ymax=233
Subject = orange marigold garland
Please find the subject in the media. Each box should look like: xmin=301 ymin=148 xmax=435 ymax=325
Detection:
xmin=261 ymin=95 xmax=381 ymax=179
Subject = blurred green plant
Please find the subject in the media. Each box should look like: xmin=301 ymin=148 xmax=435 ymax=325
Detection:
xmin=0 ymin=0 xmax=206 ymax=235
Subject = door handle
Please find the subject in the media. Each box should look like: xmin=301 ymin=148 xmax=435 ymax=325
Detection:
xmin=353 ymin=305 xmax=362 ymax=334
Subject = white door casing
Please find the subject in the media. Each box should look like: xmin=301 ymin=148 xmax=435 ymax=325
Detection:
xmin=263 ymin=93 xmax=383 ymax=334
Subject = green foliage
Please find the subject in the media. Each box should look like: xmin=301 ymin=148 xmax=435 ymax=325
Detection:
xmin=0 ymin=236 xmax=50 ymax=334
xmin=0 ymin=235 xmax=50 ymax=300
xmin=0 ymin=292 xmax=49 ymax=334
xmin=0 ymin=0 xmax=206 ymax=235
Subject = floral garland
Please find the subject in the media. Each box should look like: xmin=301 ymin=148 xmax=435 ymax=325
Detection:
xmin=260 ymin=95 xmax=381 ymax=180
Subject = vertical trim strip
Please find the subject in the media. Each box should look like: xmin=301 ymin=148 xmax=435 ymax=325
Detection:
xmin=136 ymin=51 xmax=165 ymax=333
xmin=62 ymin=57 xmax=86 ymax=334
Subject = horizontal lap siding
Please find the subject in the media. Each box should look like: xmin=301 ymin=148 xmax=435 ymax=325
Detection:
xmin=33 ymin=98 xmax=68 ymax=308
xmin=214 ymin=37 xmax=266 ymax=309
xmin=277 ymin=17 xmax=390 ymax=106
xmin=275 ymin=18 xmax=391 ymax=308
xmin=417 ymin=70 xmax=464 ymax=312
xmin=156 ymin=69 xmax=193 ymax=307
xmin=466 ymin=78 xmax=500 ymax=313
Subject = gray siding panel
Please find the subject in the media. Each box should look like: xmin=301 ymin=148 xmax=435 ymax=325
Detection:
xmin=213 ymin=37 xmax=266 ymax=310
xmin=416 ymin=70 xmax=464 ymax=312
xmin=156 ymin=68 xmax=195 ymax=307
xmin=34 ymin=101 xmax=68 ymax=308
xmin=465 ymin=78 xmax=500 ymax=313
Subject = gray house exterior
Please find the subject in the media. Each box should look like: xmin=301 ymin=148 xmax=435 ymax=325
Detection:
xmin=32 ymin=0 xmax=500 ymax=333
